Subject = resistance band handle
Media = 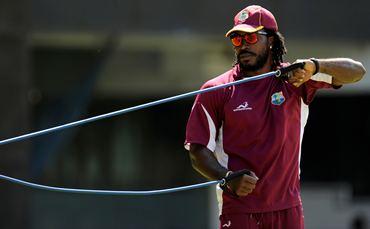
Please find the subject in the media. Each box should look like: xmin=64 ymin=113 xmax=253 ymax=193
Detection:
xmin=276 ymin=62 xmax=305 ymax=78
xmin=219 ymin=169 xmax=252 ymax=189
xmin=219 ymin=169 xmax=252 ymax=197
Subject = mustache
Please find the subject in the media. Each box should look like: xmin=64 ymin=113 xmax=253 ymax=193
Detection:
xmin=238 ymin=50 xmax=256 ymax=57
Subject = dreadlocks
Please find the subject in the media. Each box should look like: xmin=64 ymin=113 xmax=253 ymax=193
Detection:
xmin=269 ymin=30 xmax=287 ymax=68
xmin=232 ymin=30 xmax=287 ymax=69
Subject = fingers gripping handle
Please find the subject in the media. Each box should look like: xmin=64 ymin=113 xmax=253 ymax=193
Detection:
xmin=276 ymin=62 xmax=305 ymax=77
xmin=219 ymin=169 xmax=252 ymax=189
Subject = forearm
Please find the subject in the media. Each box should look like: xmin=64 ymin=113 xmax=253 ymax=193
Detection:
xmin=189 ymin=143 xmax=228 ymax=180
xmin=317 ymin=58 xmax=366 ymax=85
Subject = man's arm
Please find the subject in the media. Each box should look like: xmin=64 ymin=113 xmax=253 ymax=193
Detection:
xmin=189 ymin=143 xmax=258 ymax=197
xmin=289 ymin=58 xmax=366 ymax=87
xmin=317 ymin=58 xmax=366 ymax=85
xmin=189 ymin=143 xmax=228 ymax=180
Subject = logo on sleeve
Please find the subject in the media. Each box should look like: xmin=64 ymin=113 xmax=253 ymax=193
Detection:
xmin=271 ymin=91 xmax=285 ymax=105
xmin=233 ymin=101 xmax=253 ymax=112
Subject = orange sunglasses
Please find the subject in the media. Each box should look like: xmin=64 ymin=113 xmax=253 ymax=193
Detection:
xmin=230 ymin=31 xmax=269 ymax=47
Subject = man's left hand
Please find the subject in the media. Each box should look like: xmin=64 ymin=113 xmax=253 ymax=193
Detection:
xmin=288 ymin=59 xmax=317 ymax=87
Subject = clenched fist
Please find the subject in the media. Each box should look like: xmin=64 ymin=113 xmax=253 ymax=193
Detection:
xmin=288 ymin=59 xmax=318 ymax=87
xmin=227 ymin=171 xmax=258 ymax=197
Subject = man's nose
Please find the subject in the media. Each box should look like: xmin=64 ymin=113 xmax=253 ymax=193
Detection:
xmin=240 ymin=40 xmax=251 ymax=49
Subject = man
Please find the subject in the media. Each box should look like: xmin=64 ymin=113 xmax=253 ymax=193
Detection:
xmin=184 ymin=5 xmax=366 ymax=229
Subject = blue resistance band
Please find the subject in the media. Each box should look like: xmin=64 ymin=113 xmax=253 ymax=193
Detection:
xmin=0 ymin=63 xmax=304 ymax=195
xmin=0 ymin=70 xmax=279 ymax=146
xmin=0 ymin=174 xmax=220 ymax=195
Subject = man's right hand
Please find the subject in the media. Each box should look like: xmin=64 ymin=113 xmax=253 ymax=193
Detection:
xmin=227 ymin=171 xmax=258 ymax=197
xmin=188 ymin=144 xmax=259 ymax=197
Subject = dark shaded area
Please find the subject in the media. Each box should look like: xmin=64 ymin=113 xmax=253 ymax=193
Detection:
xmin=301 ymin=95 xmax=370 ymax=196
xmin=351 ymin=213 xmax=368 ymax=229
xmin=0 ymin=0 xmax=30 ymax=228
xmin=27 ymin=47 xmax=208 ymax=228
xmin=31 ymin=0 xmax=370 ymax=41
xmin=28 ymin=189 xmax=209 ymax=229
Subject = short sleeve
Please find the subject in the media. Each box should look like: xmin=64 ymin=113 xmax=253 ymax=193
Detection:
xmin=300 ymin=73 xmax=340 ymax=104
xmin=184 ymin=83 xmax=225 ymax=152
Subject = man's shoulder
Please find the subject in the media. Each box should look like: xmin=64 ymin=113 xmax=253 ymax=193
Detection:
xmin=201 ymin=68 xmax=236 ymax=89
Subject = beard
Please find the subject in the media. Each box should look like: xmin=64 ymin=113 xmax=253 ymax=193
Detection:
xmin=237 ymin=45 xmax=270 ymax=72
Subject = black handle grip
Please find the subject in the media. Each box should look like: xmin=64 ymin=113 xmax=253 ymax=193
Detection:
xmin=220 ymin=169 xmax=251 ymax=188
xmin=277 ymin=62 xmax=305 ymax=77
xmin=225 ymin=169 xmax=251 ymax=182
xmin=219 ymin=169 xmax=252 ymax=197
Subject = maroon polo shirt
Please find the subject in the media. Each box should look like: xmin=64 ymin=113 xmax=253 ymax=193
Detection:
xmin=185 ymin=64 xmax=335 ymax=214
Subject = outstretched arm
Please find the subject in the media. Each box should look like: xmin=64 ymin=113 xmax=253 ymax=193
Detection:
xmin=288 ymin=58 xmax=366 ymax=87
xmin=318 ymin=58 xmax=366 ymax=85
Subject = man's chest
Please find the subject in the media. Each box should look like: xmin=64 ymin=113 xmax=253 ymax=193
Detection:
xmin=222 ymin=80 xmax=300 ymax=131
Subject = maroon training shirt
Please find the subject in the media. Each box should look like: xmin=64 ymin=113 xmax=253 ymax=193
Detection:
xmin=185 ymin=64 xmax=335 ymax=214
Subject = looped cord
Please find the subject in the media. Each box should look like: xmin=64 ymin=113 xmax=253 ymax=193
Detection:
xmin=0 ymin=65 xmax=302 ymax=195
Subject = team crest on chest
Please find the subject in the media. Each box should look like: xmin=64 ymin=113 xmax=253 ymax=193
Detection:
xmin=271 ymin=91 xmax=285 ymax=105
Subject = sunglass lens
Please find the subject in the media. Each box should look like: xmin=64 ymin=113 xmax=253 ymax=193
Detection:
xmin=231 ymin=36 xmax=242 ymax=47
xmin=245 ymin=33 xmax=258 ymax=44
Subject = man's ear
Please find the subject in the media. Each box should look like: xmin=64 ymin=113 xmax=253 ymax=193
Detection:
xmin=268 ymin=36 xmax=274 ymax=48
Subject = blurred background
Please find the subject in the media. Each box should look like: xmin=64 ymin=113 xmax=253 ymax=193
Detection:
xmin=0 ymin=0 xmax=369 ymax=228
